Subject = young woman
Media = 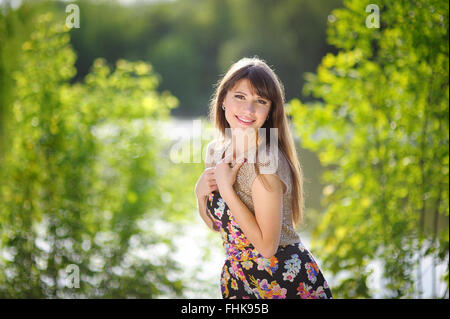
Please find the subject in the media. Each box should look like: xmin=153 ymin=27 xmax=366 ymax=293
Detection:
xmin=195 ymin=57 xmax=332 ymax=299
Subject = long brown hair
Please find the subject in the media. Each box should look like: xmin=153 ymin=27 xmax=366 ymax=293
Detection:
xmin=208 ymin=57 xmax=305 ymax=227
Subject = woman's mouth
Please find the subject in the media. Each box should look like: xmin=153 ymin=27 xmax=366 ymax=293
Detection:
xmin=235 ymin=115 xmax=256 ymax=126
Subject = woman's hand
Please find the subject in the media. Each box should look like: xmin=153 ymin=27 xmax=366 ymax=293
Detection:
xmin=215 ymin=154 xmax=246 ymax=195
xmin=195 ymin=167 xmax=218 ymax=199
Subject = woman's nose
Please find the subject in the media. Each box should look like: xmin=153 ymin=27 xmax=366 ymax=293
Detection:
xmin=243 ymin=102 xmax=255 ymax=113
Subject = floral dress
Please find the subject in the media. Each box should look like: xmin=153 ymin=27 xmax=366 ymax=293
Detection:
xmin=206 ymin=190 xmax=333 ymax=299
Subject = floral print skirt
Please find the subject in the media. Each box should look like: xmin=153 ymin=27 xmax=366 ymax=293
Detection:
xmin=206 ymin=190 xmax=332 ymax=299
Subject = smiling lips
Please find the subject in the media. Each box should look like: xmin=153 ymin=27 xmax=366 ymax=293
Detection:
xmin=235 ymin=115 xmax=255 ymax=125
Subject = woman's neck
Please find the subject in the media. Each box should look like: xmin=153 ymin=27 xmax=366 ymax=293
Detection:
xmin=229 ymin=131 xmax=262 ymax=160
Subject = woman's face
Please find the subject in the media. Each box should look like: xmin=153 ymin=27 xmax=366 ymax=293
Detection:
xmin=222 ymin=78 xmax=271 ymax=132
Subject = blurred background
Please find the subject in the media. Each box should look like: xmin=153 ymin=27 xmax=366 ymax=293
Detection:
xmin=0 ymin=0 xmax=448 ymax=298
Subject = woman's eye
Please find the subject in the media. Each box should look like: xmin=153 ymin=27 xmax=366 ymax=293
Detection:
xmin=234 ymin=94 xmax=268 ymax=105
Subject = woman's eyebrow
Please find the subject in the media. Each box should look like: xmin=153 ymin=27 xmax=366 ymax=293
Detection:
xmin=234 ymin=90 xmax=266 ymax=99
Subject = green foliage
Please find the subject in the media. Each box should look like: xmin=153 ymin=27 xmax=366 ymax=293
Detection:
xmin=288 ymin=0 xmax=449 ymax=298
xmin=62 ymin=0 xmax=342 ymax=116
xmin=0 ymin=12 xmax=195 ymax=298
xmin=0 ymin=1 xmax=39 ymax=160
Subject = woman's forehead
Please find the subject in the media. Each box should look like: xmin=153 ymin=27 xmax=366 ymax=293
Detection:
xmin=230 ymin=78 xmax=266 ymax=98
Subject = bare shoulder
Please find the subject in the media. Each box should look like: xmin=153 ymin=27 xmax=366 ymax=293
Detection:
xmin=250 ymin=145 xmax=290 ymax=194
xmin=251 ymin=172 xmax=284 ymax=197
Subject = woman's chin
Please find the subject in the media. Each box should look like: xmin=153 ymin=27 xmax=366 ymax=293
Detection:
xmin=231 ymin=124 xmax=257 ymax=132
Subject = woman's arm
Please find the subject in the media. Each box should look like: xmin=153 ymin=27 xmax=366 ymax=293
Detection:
xmin=220 ymin=174 xmax=283 ymax=258
xmin=195 ymin=140 xmax=219 ymax=232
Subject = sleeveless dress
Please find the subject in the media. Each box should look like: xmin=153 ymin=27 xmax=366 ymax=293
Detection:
xmin=205 ymin=141 xmax=333 ymax=299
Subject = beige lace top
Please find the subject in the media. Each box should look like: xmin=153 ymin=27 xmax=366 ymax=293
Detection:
xmin=204 ymin=138 xmax=301 ymax=246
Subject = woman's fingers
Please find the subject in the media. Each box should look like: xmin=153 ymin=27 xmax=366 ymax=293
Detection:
xmin=208 ymin=182 xmax=218 ymax=192
xmin=208 ymin=180 xmax=217 ymax=187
